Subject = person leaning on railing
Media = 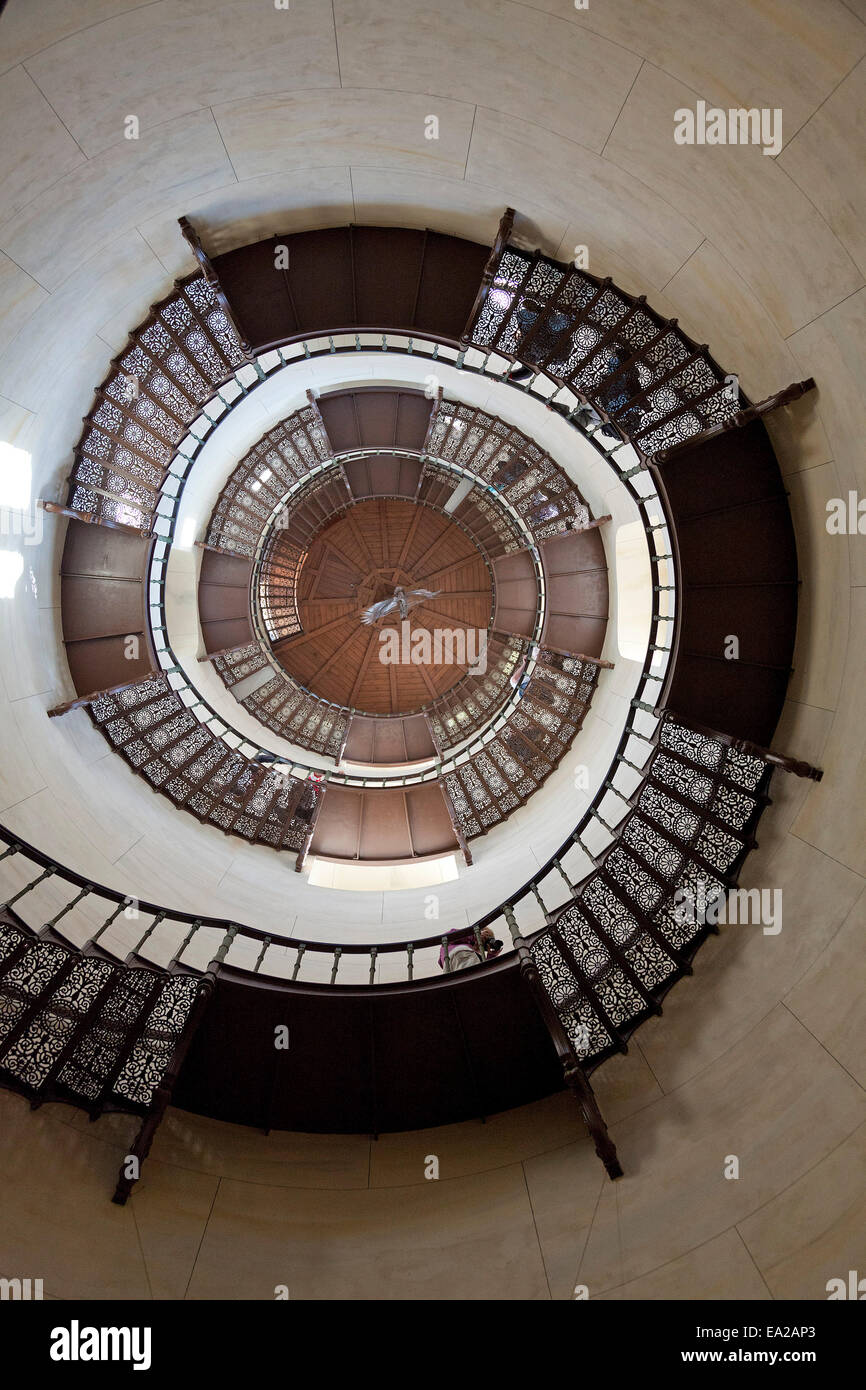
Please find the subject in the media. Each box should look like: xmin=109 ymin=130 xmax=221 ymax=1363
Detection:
xmin=438 ymin=925 xmax=503 ymax=972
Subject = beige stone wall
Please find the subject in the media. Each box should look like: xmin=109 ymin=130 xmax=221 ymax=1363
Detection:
xmin=0 ymin=0 xmax=864 ymax=1298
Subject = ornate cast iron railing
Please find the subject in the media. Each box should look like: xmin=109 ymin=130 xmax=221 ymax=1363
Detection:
xmin=61 ymin=329 xmax=644 ymax=858
xmin=27 ymin=215 xmax=821 ymax=1196
xmin=142 ymin=331 xmax=644 ymax=756
xmin=463 ymin=229 xmax=740 ymax=458
xmin=55 ymin=322 xmax=676 ymax=864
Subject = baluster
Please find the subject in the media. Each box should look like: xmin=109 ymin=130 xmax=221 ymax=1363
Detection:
xmin=1 ymin=865 xmax=55 ymax=910
xmin=619 ymin=752 xmax=651 ymax=775
xmin=631 ymin=698 xmax=660 ymax=717
xmin=530 ymin=882 xmax=552 ymax=925
xmin=291 ymin=942 xmax=306 ymax=980
xmin=554 ymin=856 xmax=575 ymax=894
xmin=368 ymin=946 xmax=378 ymax=986
xmin=591 ymin=805 xmax=618 ymax=834
xmin=571 ymin=829 xmax=601 ymax=867
xmin=253 ymin=935 xmax=271 ymax=974
xmin=82 ymin=898 xmax=129 ymax=951
xmin=209 ymin=924 xmax=238 ymax=970
xmin=125 ymin=910 xmax=166 ymax=963
xmin=330 ymin=947 xmax=342 ymax=984
xmin=406 ymin=942 xmax=414 ymax=982
xmin=441 ymin=935 xmax=452 ymax=973
xmin=502 ymin=904 xmax=521 ymax=947
xmin=602 ymin=777 xmax=633 ymax=808
xmin=39 ymin=884 xmax=92 ymax=936
xmin=618 ymin=459 xmax=646 ymax=480
xmin=167 ymin=920 xmax=201 ymax=972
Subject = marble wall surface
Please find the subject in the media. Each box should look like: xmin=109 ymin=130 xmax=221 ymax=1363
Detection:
xmin=0 ymin=0 xmax=863 ymax=1299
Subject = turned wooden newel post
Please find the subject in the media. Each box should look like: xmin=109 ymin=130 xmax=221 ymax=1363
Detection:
xmin=663 ymin=709 xmax=824 ymax=783
xmin=48 ymin=680 xmax=143 ymax=717
xmin=41 ymin=499 xmax=155 ymax=539
xmin=503 ymin=906 xmax=622 ymax=1179
xmin=731 ymin=737 xmax=824 ymax=782
xmin=570 ymin=513 xmax=612 ymax=535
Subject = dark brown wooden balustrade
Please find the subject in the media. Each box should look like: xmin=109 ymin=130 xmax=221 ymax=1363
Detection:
xmin=208 ymin=224 xmax=491 ymax=351
xmin=308 ymin=781 xmax=461 ymax=864
xmin=197 ymin=546 xmax=254 ymax=656
xmin=59 ymin=521 xmax=157 ymax=701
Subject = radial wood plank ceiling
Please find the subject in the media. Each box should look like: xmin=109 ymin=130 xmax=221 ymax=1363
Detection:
xmin=267 ymin=499 xmax=493 ymax=715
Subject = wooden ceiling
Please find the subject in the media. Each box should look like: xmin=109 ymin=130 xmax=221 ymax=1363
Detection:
xmin=271 ymin=499 xmax=493 ymax=715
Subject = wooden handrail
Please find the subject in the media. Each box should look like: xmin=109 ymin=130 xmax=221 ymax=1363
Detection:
xmin=48 ymin=680 xmax=150 ymax=718
xmin=41 ymin=500 xmax=154 ymax=540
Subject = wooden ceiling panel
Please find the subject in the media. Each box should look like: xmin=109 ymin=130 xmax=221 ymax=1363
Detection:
xmin=267 ymin=498 xmax=493 ymax=716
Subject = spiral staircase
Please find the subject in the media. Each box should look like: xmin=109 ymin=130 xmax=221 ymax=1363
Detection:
xmin=0 ymin=209 xmax=822 ymax=1203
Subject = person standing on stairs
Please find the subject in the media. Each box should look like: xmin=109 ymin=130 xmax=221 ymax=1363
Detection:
xmin=438 ymin=925 xmax=502 ymax=972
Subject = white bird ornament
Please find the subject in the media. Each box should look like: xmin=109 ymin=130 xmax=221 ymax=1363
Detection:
xmin=360 ymin=586 xmax=440 ymax=624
